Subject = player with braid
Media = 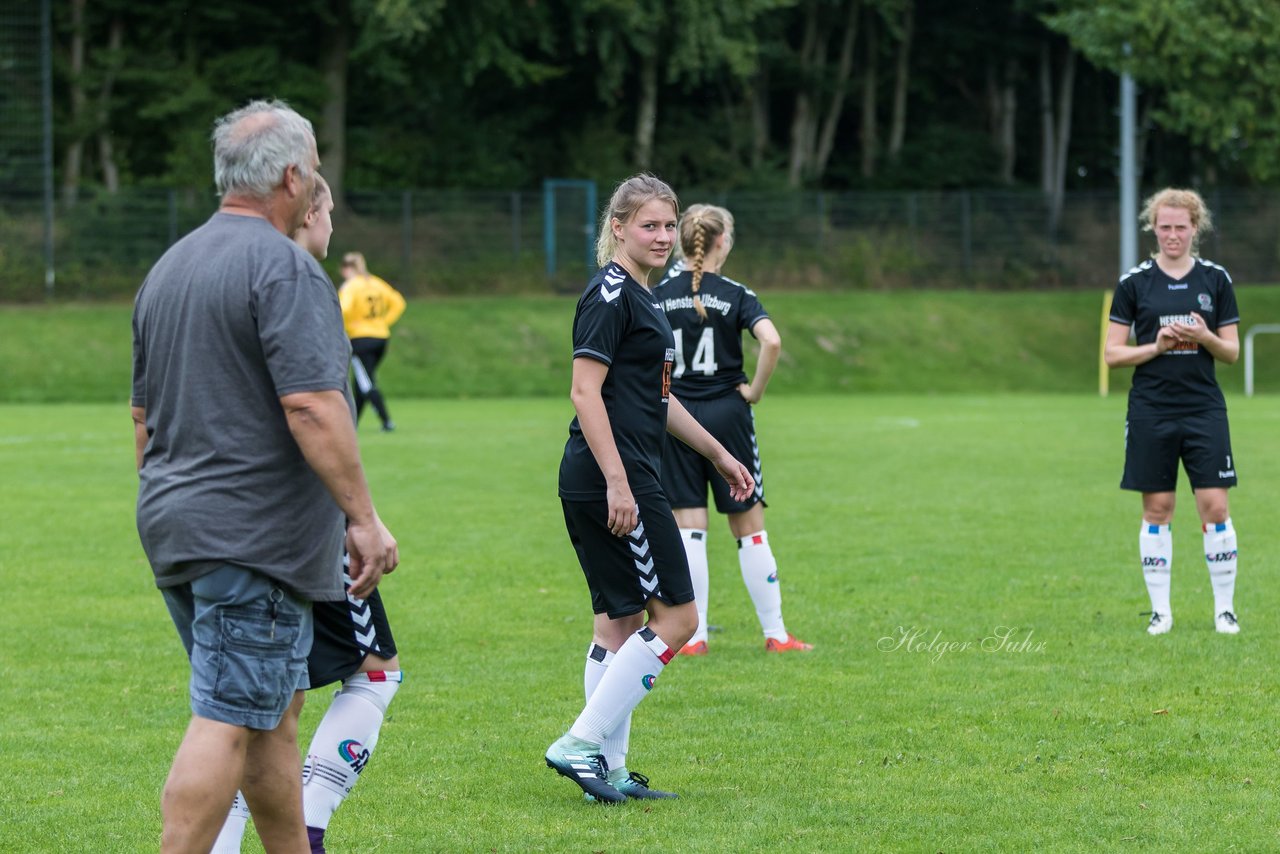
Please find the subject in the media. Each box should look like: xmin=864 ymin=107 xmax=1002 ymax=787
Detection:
xmin=655 ymin=204 xmax=812 ymax=655
xmin=1105 ymin=187 xmax=1242 ymax=636
xmin=213 ymin=176 xmax=404 ymax=854
xmin=545 ymin=175 xmax=755 ymax=803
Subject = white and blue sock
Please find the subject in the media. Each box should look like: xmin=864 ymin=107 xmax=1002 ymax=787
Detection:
xmin=1204 ymin=519 xmax=1238 ymax=615
xmin=1140 ymin=521 xmax=1173 ymax=617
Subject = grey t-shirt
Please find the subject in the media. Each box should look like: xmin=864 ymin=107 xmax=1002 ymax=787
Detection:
xmin=132 ymin=212 xmax=352 ymax=600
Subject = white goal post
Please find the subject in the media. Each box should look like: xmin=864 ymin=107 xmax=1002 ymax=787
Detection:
xmin=1243 ymin=324 xmax=1280 ymax=397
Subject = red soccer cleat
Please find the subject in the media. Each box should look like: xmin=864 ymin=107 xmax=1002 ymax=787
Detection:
xmin=765 ymin=634 xmax=813 ymax=653
xmin=679 ymin=640 xmax=708 ymax=656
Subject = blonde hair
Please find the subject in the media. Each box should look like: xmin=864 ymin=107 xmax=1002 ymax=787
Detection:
xmin=341 ymin=251 xmax=367 ymax=275
xmin=678 ymin=204 xmax=734 ymax=322
xmin=595 ymin=173 xmax=680 ymax=268
xmin=308 ymin=174 xmax=331 ymax=216
xmin=1141 ymin=187 xmax=1214 ymax=254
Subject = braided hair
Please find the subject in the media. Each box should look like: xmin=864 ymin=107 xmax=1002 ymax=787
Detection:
xmin=677 ymin=204 xmax=734 ymax=322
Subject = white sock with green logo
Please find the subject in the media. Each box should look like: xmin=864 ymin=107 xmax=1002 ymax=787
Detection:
xmin=738 ymin=530 xmax=787 ymax=641
xmin=302 ymin=671 xmax=402 ymax=832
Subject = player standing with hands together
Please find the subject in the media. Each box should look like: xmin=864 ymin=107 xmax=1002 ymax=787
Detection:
xmin=1105 ymin=188 xmax=1241 ymax=636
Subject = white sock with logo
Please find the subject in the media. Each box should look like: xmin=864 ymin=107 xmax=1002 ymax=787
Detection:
xmin=302 ymin=671 xmax=402 ymax=832
xmin=738 ymin=530 xmax=787 ymax=641
xmin=210 ymin=791 xmax=250 ymax=854
xmin=569 ymin=628 xmax=671 ymax=744
xmin=584 ymin=643 xmax=630 ymax=776
xmin=1203 ymin=519 xmax=1237 ymax=615
xmin=1140 ymin=521 xmax=1173 ymax=616
xmin=680 ymin=528 xmax=710 ymax=645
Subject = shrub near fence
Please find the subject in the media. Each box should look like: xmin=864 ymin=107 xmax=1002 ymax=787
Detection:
xmin=3 ymin=187 xmax=1279 ymax=301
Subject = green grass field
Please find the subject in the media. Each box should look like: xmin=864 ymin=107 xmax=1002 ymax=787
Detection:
xmin=4 ymin=393 xmax=1279 ymax=852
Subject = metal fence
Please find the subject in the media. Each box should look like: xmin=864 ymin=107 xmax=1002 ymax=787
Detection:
xmin=2 ymin=186 xmax=1279 ymax=301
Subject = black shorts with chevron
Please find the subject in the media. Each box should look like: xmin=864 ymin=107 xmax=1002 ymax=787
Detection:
xmin=561 ymin=493 xmax=693 ymax=619
xmin=308 ymin=567 xmax=398 ymax=689
xmin=662 ymin=393 xmax=765 ymax=514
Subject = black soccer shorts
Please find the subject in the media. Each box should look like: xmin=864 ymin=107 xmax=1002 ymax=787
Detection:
xmin=308 ymin=573 xmax=399 ymax=689
xmin=663 ymin=393 xmax=765 ymax=514
xmin=561 ymin=492 xmax=693 ymax=619
xmin=1122 ymin=411 xmax=1237 ymax=492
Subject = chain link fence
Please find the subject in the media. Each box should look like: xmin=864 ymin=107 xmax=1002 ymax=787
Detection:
xmin=2 ymin=186 xmax=1279 ymax=301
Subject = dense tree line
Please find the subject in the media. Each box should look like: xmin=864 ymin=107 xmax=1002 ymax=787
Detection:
xmin=51 ymin=0 xmax=1280 ymax=204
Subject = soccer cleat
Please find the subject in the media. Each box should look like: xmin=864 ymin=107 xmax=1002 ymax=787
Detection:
xmin=1215 ymin=611 xmax=1240 ymax=634
xmin=545 ymin=735 xmax=625 ymax=803
xmin=679 ymin=640 xmax=708 ymax=656
xmin=1145 ymin=612 xmax=1173 ymax=635
xmin=765 ymin=633 xmax=813 ymax=653
xmin=585 ymin=770 xmax=679 ymax=802
xmin=615 ymin=771 xmax=678 ymax=800
xmin=381 ymin=421 xmax=396 ymax=432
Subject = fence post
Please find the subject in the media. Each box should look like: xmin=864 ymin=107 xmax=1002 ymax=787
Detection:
xmin=401 ymin=190 xmax=413 ymax=286
xmin=906 ymin=192 xmax=918 ymax=257
xmin=168 ymin=189 xmax=178 ymax=247
xmin=816 ymin=192 xmax=826 ymax=251
xmin=1211 ymin=188 xmax=1222 ymax=261
xmin=511 ymin=191 xmax=522 ymax=259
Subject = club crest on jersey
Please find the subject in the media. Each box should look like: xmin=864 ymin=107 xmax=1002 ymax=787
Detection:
xmin=642 ymin=674 xmax=657 ymax=690
xmin=662 ymin=348 xmax=674 ymax=401
xmin=1198 ymin=293 xmax=1212 ymax=312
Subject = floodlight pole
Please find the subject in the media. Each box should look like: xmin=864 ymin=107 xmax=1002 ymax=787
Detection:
xmin=41 ymin=0 xmax=55 ymax=298
xmin=1119 ymin=45 xmax=1137 ymax=276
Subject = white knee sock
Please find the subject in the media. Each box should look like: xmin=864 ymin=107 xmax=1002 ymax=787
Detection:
xmin=679 ymin=528 xmax=709 ymax=645
xmin=570 ymin=628 xmax=671 ymax=744
xmin=738 ymin=530 xmax=787 ymax=641
xmin=210 ymin=791 xmax=250 ymax=854
xmin=1140 ymin=521 xmax=1173 ymax=616
xmin=1204 ymin=519 xmax=1238 ymax=614
xmin=584 ymin=643 xmax=630 ymax=776
xmin=302 ymin=671 xmax=402 ymax=832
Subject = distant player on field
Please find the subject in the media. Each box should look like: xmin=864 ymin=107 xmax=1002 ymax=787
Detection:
xmin=654 ymin=204 xmax=811 ymax=655
xmin=545 ymin=175 xmax=754 ymax=803
xmin=339 ymin=252 xmax=406 ymax=432
xmin=214 ymin=177 xmax=405 ymax=854
xmin=1105 ymin=187 xmax=1241 ymax=636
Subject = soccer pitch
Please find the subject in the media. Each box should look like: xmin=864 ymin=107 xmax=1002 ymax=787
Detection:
xmin=5 ymin=394 xmax=1279 ymax=852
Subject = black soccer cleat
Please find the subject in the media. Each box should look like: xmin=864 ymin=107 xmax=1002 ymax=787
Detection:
xmin=545 ymin=735 xmax=626 ymax=803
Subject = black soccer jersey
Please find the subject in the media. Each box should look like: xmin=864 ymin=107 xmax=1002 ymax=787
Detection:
xmin=653 ymin=269 xmax=769 ymax=400
xmin=1110 ymin=257 xmax=1239 ymax=417
xmin=558 ymin=263 xmax=677 ymax=500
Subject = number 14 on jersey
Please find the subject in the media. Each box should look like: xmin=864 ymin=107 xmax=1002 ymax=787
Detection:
xmin=672 ymin=328 xmax=718 ymax=378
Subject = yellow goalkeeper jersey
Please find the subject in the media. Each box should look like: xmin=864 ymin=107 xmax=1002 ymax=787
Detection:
xmin=338 ymin=274 xmax=406 ymax=339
